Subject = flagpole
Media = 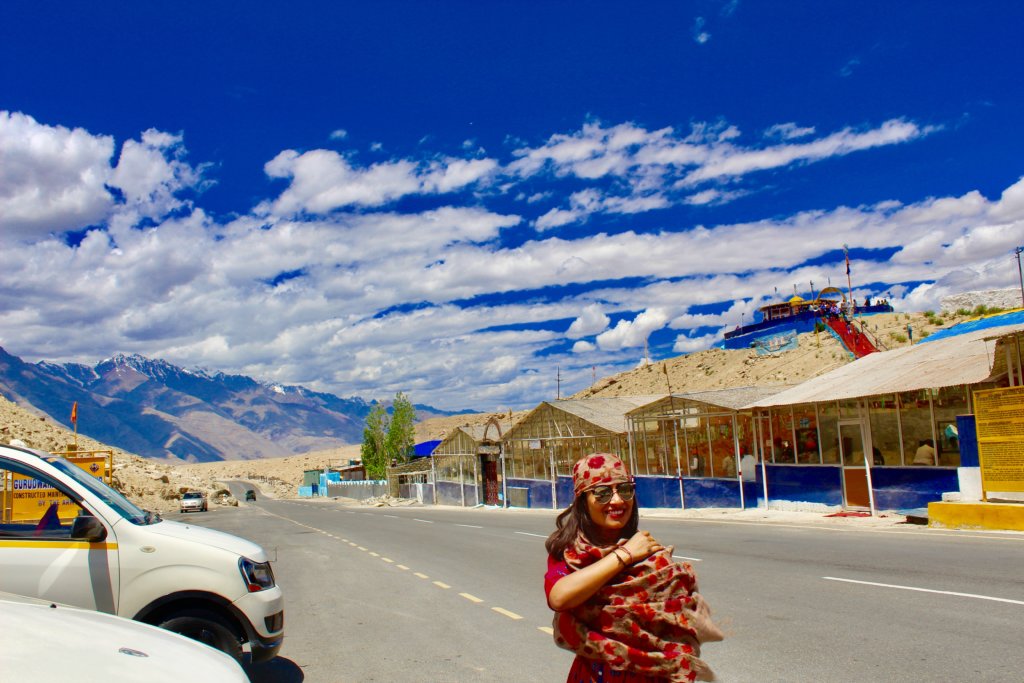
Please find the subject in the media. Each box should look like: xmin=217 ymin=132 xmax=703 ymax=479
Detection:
xmin=843 ymin=244 xmax=855 ymax=319
xmin=71 ymin=401 xmax=79 ymax=452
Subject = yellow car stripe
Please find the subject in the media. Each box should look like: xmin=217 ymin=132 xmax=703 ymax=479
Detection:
xmin=0 ymin=540 xmax=118 ymax=550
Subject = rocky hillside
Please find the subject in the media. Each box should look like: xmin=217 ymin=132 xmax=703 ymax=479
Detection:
xmin=0 ymin=394 xmax=235 ymax=514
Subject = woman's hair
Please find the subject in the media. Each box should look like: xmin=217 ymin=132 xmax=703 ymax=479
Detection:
xmin=545 ymin=492 xmax=639 ymax=558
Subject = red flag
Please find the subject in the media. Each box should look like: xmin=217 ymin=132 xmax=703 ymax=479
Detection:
xmin=70 ymin=401 xmax=78 ymax=424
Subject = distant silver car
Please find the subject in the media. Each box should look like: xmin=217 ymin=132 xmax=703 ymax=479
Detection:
xmin=180 ymin=491 xmax=208 ymax=513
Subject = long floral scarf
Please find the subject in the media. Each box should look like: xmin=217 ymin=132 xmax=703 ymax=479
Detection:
xmin=553 ymin=533 xmax=723 ymax=682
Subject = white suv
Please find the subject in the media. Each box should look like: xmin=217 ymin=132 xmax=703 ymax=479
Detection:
xmin=0 ymin=445 xmax=284 ymax=662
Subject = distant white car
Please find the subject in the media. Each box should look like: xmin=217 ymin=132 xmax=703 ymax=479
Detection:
xmin=0 ymin=592 xmax=249 ymax=682
xmin=180 ymin=490 xmax=208 ymax=513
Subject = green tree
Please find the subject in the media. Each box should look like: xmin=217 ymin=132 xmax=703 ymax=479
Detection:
xmin=385 ymin=391 xmax=417 ymax=464
xmin=361 ymin=403 xmax=388 ymax=480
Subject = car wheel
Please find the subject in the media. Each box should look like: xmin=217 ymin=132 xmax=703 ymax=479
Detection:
xmin=159 ymin=610 xmax=243 ymax=661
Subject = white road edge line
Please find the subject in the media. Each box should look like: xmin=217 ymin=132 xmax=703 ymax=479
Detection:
xmin=515 ymin=531 xmax=547 ymax=538
xmin=457 ymin=524 xmax=483 ymax=528
xmin=823 ymin=577 xmax=1024 ymax=605
xmin=673 ymin=555 xmax=703 ymax=562
xmin=414 ymin=519 xmax=434 ymax=523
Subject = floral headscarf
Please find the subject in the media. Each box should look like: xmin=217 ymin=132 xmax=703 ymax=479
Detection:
xmin=572 ymin=452 xmax=630 ymax=496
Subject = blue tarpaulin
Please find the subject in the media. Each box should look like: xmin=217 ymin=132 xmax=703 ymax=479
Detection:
xmin=413 ymin=440 xmax=441 ymax=457
xmin=919 ymin=309 xmax=1024 ymax=344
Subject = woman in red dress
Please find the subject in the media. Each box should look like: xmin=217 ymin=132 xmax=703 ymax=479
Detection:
xmin=545 ymin=453 xmax=722 ymax=682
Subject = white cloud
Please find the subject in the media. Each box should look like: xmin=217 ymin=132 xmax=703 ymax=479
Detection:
xmin=264 ymin=149 xmax=498 ymax=216
xmin=692 ymin=17 xmax=711 ymax=44
xmin=673 ymin=332 xmax=721 ymax=353
xmin=764 ymin=122 xmax=816 ymax=140
xmin=572 ymin=340 xmax=596 ymax=353
xmin=329 ymin=129 xmax=348 ymax=140
xmin=596 ymin=308 xmax=670 ymax=351
xmin=109 ymin=129 xmax=206 ymax=221
xmin=0 ymin=111 xmax=114 ymax=238
xmin=566 ymin=304 xmax=610 ymax=339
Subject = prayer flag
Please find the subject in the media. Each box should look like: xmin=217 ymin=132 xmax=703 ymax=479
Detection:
xmin=70 ymin=401 xmax=78 ymax=424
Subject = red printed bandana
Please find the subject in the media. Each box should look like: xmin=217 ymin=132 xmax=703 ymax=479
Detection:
xmin=553 ymin=533 xmax=723 ymax=682
xmin=572 ymin=453 xmax=630 ymax=497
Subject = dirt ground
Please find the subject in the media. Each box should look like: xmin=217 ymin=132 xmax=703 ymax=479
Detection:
xmin=0 ymin=309 xmax=970 ymax=512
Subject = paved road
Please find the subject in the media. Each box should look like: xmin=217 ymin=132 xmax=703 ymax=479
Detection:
xmin=182 ymin=493 xmax=1024 ymax=682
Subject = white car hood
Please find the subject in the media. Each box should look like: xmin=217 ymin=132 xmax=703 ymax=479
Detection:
xmin=144 ymin=519 xmax=268 ymax=561
xmin=0 ymin=599 xmax=248 ymax=682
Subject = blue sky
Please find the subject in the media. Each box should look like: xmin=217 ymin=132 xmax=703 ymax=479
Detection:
xmin=1 ymin=1 xmax=1022 ymax=411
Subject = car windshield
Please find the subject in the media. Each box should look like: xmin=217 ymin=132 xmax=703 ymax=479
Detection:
xmin=46 ymin=456 xmax=156 ymax=525
xmin=183 ymin=492 xmax=202 ymax=499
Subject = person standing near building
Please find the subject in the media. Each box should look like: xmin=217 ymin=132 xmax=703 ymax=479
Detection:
xmin=544 ymin=453 xmax=722 ymax=682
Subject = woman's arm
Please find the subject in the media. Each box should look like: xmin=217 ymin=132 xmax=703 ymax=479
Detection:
xmin=547 ymin=551 xmax=624 ymax=611
xmin=548 ymin=531 xmax=664 ymax=611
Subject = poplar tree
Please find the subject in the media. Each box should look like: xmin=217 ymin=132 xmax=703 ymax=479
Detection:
xmin=385 ymin=392 xmax=417 ymax=464
xmin=361 ymin=403 xmax=388 ymax=480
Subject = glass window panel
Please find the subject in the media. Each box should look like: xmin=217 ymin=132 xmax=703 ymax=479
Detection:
xmin=793 ymin=406 xmax=820 ymax=464
xmin=866 ymin=394 xmax=900 ymax=466
xmin=817 ymin=402 xmax=840 ymax=464
xmin=899 ymin=390 xmax=936 ymax=466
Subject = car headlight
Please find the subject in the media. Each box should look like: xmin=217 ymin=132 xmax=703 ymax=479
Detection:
xmin=239 ymin=557 xmax=276 ymax=593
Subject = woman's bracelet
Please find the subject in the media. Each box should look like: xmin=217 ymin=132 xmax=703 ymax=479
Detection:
xmin=611 ymin=548 xmax=628 ymax=566
xmin=619 ymin=546 xmax=634 ymax=565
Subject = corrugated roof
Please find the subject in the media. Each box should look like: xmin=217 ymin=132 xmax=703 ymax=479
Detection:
xmin=546 ymin=396 xmax=664 ymax=433
xmin=743 ymin=322 xmax=1024 ymax=408
xmin=626 ymin=386 xmax=791 ymax=416
xmin=676 ymin=385 xmax=792 ymax=410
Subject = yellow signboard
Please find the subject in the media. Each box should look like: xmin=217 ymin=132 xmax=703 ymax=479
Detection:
xmin=5 ymin=454 xmax=112 ymax=523
xmin=974 ymin=386 xmax=1024 ymax=494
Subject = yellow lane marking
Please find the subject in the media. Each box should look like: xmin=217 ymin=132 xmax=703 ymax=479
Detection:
xmin=433 ymin=581 xmax=451 ymax=589
xmin=414 ymin=572 xmax=429 ymax=579
xmin=538 ymin=626 xmax=554 ymax=635
xmin=357 ymin=546 xmax=367 ymax=551
xmin=348 ymin=542 xmax=357 ymax=546
xmin=369 ymin=552 xmax=380 ymax=557
xmin=382 ymin=558 xmax=394 ymax=563
xmin=459 ymin=593 xmax=483 ymax=603
xmin=491 ymin=607 xmax=523 ymax=620
xmin=397 ymin=564 xmax=410 ymax=570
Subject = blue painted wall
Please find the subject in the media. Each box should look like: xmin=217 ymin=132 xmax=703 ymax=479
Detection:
xmin=682 ymin=477 xmax=741 ymax=508
xmin=635 ymin=476 xmax=683 ymax=508
xmin=766 ymin=465 xmax=844 ymax=506
xmin=956 ymin=414 xmax=978 ymax=467
xmin=506 ymin=478 xmax=554 ymax=509
xmin=871 ymin=467 xmax=959 ymax=510
xmin=555 ymin=476 xmax=574 ymax=509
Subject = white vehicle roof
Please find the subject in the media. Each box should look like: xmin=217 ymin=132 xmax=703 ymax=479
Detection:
xmin=0 ymin=593 xmax=249 ymax=682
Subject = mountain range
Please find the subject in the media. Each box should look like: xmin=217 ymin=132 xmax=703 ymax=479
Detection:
xmin=0 ymin=346 xmax=460 ymax=462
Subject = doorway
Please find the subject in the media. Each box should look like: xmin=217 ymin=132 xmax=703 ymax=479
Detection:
xmin=838 ymin=419 xmax=870 ymax=508
xmin=481 ymin=456 xmax=500 ymax=506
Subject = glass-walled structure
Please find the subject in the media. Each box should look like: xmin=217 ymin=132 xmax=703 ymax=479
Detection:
xmin=752 ymin=386 xmax=972 ymax=468
xmin=502 ymin=397 xmax=656 ymax=509
xmin=625 ymin=387 xmax=786 ymax=509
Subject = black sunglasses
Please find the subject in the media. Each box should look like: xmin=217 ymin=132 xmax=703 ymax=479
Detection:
xmin=589 ymin=482 xmax=636 ymax=504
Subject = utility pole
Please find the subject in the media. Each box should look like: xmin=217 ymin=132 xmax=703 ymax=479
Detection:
xmin=1016 ymin=246 xmax=1024 ymax=308
xmin=556 ymin=366 xmax=561 ymax=400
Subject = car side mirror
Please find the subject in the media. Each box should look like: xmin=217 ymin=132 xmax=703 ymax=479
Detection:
xmin=70 ymin=515 xmax=107 ymax=542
